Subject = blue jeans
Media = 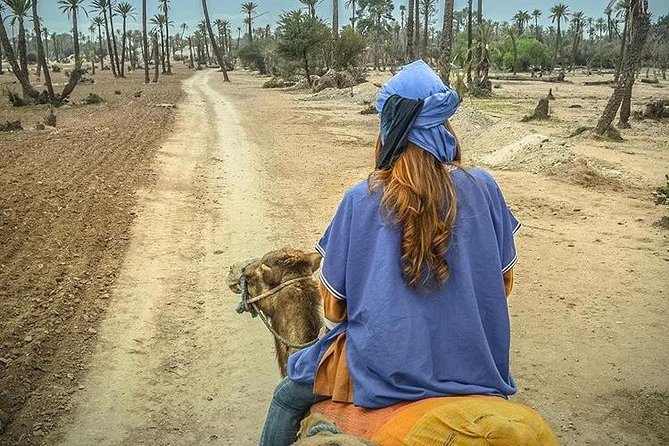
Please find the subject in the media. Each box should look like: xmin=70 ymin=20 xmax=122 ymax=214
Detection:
xmin=260 ymin=377 xmax=328 ymax=446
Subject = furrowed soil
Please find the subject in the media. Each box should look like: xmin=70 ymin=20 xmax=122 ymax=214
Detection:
xmin=0 ymin=67 xmax=667 ymax=446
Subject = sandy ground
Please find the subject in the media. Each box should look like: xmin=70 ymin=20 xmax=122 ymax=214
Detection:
xmin=1 ymin=66 xmax=667 ymax=445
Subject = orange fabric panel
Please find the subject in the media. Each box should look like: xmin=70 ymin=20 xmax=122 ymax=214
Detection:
xmin=313 ymin=333 xmax=354 ymax=402
xmin=503 ymin=268 xmax=514 ymax=297
xmin=320 ymin=281 xmax=347 ymax=323
xmin=310 ymin=400 xmax=411 ymax=438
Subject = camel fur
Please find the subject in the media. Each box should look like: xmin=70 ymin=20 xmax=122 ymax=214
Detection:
xmin=228 ymin=248 xmax=323 ymax=377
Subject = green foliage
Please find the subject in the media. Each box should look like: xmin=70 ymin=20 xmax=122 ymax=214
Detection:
xmin=493 ymin=36 xmax=549 ymax=72
xmin=333 ymin=27 xmax=365 ymax=70
xmin=238 ymin=41 xmax=269 ymax=74
xmin=83 ymin=93 xmax=104 ymax=105
xmin=275 ymin=10 xmax=331 ymax=71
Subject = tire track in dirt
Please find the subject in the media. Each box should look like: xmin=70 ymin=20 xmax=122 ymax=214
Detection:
xmin=49 ymin=70 xmax=279 ymax=445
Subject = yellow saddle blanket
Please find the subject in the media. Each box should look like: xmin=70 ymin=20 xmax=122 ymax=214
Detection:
xmin=311 ymin=396 xmax=560 ymax=445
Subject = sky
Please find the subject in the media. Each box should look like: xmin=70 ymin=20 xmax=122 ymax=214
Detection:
xmin=36 ymin=1 xmax=669 ymax=36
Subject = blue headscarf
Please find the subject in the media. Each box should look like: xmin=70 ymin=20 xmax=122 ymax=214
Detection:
xmin=376 ymin=60 xmax=460 ymax=164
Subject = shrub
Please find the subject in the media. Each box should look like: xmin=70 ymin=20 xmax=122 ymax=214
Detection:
xmin=51 ymin=65 xmax=62 ymax=73
xmin=333 ymin=27 xmax=365 ymax=70
xmin=3 ymin=88 xmax=28 ymax=107
xmin=238 ymin=41 xmax=269 ymax=74
xmin=83 ymin=93 xmax=104 ymax=105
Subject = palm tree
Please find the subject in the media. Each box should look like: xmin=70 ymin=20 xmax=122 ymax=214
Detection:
xmin=58 ymin=0 xmax=87 ymax=68
xmin=150 ymin=14 xmax=166 ymax=72
xmin=115 ymin=2 xmax=134 ymax=76
xmin=420 ymin=0 xmax=436 ymax=58
xmin=549 ymin=3 xmax=569 ymax=68
xmin=3 ymin=0 xmax=31 ymax=75
xmin=201 ymin=0 xmax=229 ymax=80
xmin=505 ymin=27 xmax=517 ymax=74
xmin=240 ymin=2 xmax=258 ymax=42
xmin=91 ymin=0 xmax=117 ymax=77
xmin=596 ymin=17 xmax=606 ymax=39
xmin=407 ymin=0 xmax=414 ymax=59
xmin=532 ymin=9 xmax=541 ymax=40
xmin=32 ymin=0 xmax=53 ymax=99
xmin=345 ymin=0 xmax=356 ymax=29
xmin=141 ymin=0 xmax=149 ymax=82
xmin=159 ymin=0 xmax=171 ymax=73
xmin=474 ymin=22 xmax=493 ymax=89
xmin=179 ymin=22 xmax=188 ymax=58
xmin=595 ymin=0 xmax=650 ymax=134
xmin=106 ymin=0 xmax=121 ymax=74
xmin=439 ymin=0 xmax=454 ymax=82
xmin=332 ymin=0 xmax=339 ymax=38
xmin=512 ymin=10 xmax=530 ymax=35
xmin=299 ymin=0 xmax=317 ymax=18
xmin=466 ymin=0 xmax=472 ymax=83
xmin=570 ymin=11 xmax=584 ymax=70
xmin=92 ymin=16 xmax=105 ymax=69
xmin=0 ymin=2 xmax=40 ymax=98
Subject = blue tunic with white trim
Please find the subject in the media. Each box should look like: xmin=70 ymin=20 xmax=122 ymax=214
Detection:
xmin=287 ymin=167 xmax=520 ymax=409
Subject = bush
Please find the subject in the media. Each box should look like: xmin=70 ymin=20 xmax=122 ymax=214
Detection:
xmin=238 ymin=41 xmax=269 ymax=74
xmin=494 ymin=36 xmax=549 ymax=72
xmin=27 ymin=53 xmax=37 ymax=64
xmin=333 ymin=27 xmax=365 ymax=70
xmin=51 ymin=65 xmax=62 ymax=73
xmin=3 ymin=88 xmax=28 ymax=107
xmin=83 ymin=93 xmax=104 ymax=105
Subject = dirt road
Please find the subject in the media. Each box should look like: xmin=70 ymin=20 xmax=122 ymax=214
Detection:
xmin=49 ymin=70 xmax=279 ymax=445
xmin=36 ymin=69 xmax=667 ymax=446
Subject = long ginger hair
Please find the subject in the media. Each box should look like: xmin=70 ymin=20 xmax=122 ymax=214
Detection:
xmin=369 ymin=121 xmax=461 ymax=289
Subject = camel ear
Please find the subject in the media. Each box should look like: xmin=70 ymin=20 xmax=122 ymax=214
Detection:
xmin=260 ymin=263 xmax=273 ymax=282
xmin=306 ymin=252 xmax=322 ymax=273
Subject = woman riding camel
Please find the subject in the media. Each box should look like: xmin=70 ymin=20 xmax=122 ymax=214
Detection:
xmin=260 ymin=60 xmax=535 ymax=446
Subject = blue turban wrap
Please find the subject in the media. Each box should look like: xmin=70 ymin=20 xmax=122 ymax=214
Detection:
xmin=376 ymin=60 xmax=460 ymax=166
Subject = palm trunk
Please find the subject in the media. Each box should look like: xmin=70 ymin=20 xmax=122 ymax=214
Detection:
xmin=18 ymin=19 xmax=27 ymax=75
xmin=475 ymin=0 xmax=482 ymax=81
xmin=407 ymin=0 xmax=414 ymax=60
xmin=72 ymin=10 xmax=81 ymax=68
xmin=333 ymin=0 xmax=339 ymax=38
xmin=248 ymin=13 xmax=253 ymax=42
xmin=142 ymin=0 xmax=150 ymax=83
xmin=414 ymin=0 xmax=420 ymax=54
xmin=97 ymin=27 xmax=104 ymax=70
xmin=0 ymin=35 xmax=4 ymax=74
xmin=32 ymin=0 xmax=54 ymax=100
xmin=103 ymin=9 xmax=118 ymax=77
xmin=108 ymin=2 xmax=121 ymax=74
xmin=555 ymin=21 xmax=561 ymax=69
xmin=351 ymin=0 xmax=356 ymax=29
xmin=595 ymin=0 xmax=650 ymax=135
xmin=152 ymin=34 xmax=159 ymax=82
xmin=439 ymin=0 xmax=454 ymax=83
xmin=159 ymin=26 xmax=166 ymax=72
xmin=164 ymin=8 xmax=171 ymax=73
xmin=0 ymin=10 xmax=39 ymax=99
xmin=120 ymin=18 xmax=127 ymax=76
xmin=466 ymin=0 xmax=472 ymax=83
xmin=422 ymin=4 xmax=428 ymax=58
xmin=615 ymin=8 xmax=629 ymax=83
xmin=202 ymin=0 xmax=230 ymax=81
xmin=188 ymin=36 xmax=194 ymax=68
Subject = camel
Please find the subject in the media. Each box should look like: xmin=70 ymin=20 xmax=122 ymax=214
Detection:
xmin=227 ymin=248 xmax=323 ymax=377
xmin=228 ymin=248 xmax=560 ymax=446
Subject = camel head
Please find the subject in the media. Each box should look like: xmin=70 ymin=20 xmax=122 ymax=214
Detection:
xmin=227 ymin=248 xmax=324 ymax=377
xmin=227 ymin=248 xmax=322 ymax=299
